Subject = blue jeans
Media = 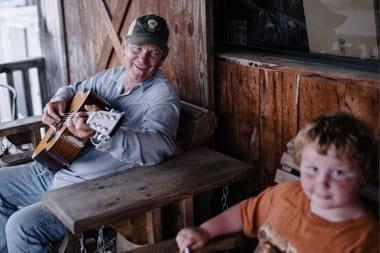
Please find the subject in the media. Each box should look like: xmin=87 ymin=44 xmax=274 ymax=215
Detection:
xmin=0 ymin=161 xmax=65 ymax=253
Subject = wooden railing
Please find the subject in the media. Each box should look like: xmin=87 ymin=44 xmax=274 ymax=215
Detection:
xmin=0 ymin=57 xmax=47 ymax=119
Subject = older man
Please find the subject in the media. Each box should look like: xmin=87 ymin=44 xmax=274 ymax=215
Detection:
xmin=0 ymin=14 xmax=179 ymax=252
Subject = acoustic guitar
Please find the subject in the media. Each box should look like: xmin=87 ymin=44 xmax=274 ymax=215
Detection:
xmin=32 ymin=89 xmax=122 ymax=172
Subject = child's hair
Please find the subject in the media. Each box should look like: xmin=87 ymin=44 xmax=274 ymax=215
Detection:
xmin=293 ymin=112 xmax=378 ymax=183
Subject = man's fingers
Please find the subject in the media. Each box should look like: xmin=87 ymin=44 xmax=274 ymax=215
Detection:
xmin=42 ymin=110 xmax=58 ymax=128
xmin=57 ymin=103 xmax=66 ymax=116
xmin=66 ymin=113 xmax=95 ymax=138
xmin=44 ymin=106 xmax=61 ymax=122
xmin=84 ymin=104 xmax=101 ymax=112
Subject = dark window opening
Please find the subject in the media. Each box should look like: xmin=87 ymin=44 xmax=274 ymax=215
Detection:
xmin=214 ymin=0 xmax=379 ymax=72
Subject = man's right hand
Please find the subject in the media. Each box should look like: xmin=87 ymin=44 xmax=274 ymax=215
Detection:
xmin=42 ymin=99 xmax=67 ymax=129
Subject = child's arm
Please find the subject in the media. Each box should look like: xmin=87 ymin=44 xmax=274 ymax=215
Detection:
xmin=176 ymin=203 xmax=243 ymax=253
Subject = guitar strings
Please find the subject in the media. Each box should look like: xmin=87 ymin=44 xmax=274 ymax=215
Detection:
xmin=52 ymin=113 xmax=73 ymax=130
xmin=52 ymin=112 xmax=90 ymax=130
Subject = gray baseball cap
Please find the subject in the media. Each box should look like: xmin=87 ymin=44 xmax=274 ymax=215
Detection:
xmin=126 ymin=14 xmax=169 ymax=53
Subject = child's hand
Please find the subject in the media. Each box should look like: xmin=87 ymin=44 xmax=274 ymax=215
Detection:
xmin=176 ymin=227 xmax=210 ymax=253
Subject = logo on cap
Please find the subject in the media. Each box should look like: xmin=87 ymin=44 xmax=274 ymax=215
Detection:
xmin=146 ymin=18 xmax=159 ymax=31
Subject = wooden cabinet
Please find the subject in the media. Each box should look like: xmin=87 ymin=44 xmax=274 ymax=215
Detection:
xmin=215 ymin=54 xmax=379 ymax=189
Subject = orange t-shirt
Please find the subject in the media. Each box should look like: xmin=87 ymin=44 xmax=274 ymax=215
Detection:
xmin=240 ymin=182 xmax=378 ymax=253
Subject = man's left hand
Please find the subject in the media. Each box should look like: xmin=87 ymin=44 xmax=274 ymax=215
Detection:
xmin=66 ymin=104 xmax=101 ymax=138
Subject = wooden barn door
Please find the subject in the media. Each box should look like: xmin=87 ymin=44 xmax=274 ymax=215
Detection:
xmin=60 ymin=0 xmax=213 ymax=108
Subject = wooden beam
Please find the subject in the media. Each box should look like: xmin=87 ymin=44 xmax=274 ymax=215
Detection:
xmin=21 ymin=69 xmax=33 ymax=116
xmin=145 ymin=208 xmax=162 ymax=243
xmin=177 ymin=197 xmax=194 ymax=228
xmin=38 ymin=0 xmax=68 ymax=93
xmin=95 ymin=0 xmax=130 ymax=71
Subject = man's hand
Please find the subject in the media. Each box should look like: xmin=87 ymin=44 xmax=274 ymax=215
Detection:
xmin=176 ymin=227 xmax=210 ymax=253
xmin=42 ymin=100 xmax=67 ymax=129
xmin=66 ymin=104 xmax=101 ymax=139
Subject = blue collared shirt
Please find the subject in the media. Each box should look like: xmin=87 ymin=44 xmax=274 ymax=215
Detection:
xmin=50 ymin=67 xmax=180 ymax=188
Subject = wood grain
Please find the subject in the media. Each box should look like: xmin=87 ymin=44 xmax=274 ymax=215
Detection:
xmin=42 ymin=147 xmax=254 ymax=234
xmin=95 ymin=0 xmax=124 ymax=62
xmin=95 ymin=0 xmax=130 ymax=71
xmin=259 ymin=69 xmax=284 ymax=187
xmin=38 ymin=0 xmax=68 ymax=99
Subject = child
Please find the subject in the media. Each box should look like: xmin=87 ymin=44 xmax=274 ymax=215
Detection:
xmin=176 ymin=112 xmax=378 ymax=253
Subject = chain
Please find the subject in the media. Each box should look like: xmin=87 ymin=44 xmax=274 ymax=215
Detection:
xmin=220 ymin=185 xmax=230 ymax=253
xmin=101 ymin=237 xmax=117 ymax=253
xmin=80 ymin=233 xmax=87 ymax=253
xmin=96 ymin=225 xmax=106 ymax=253
xmin=221 ymin=184 xmax=229 ymax=211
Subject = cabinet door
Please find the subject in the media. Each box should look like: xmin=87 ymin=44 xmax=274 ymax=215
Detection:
xmin=298 ymin=76 xmax=379 ymax=139
xmin=215 ymin=60 xmax=260 ymax=165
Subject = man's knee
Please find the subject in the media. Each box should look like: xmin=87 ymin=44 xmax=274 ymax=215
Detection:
xmin=5 ymin=210 xmax=27 ymax=244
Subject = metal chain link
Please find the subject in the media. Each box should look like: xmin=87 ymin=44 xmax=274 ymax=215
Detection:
xmin=95 ymin=225 xmax=117 ymax=253
xmin=80 ymin=233 xmax=87 ymax=253
xmin=96 ymin=225 xmax=106 ymax=253
xmin=221 ymin=185 xmax=230 ymax=253
xmin=221 ymin=184 xmax=229 ymax=211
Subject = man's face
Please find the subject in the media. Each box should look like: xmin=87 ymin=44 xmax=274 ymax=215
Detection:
xmin=300 ymin=142 xmax=363 ymax=213
xmin=123 ymin=42 xmax=165 ymax=83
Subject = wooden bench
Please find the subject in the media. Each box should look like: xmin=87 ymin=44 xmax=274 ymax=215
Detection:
xmin=42 ymin=147 xmax=254 ymax=252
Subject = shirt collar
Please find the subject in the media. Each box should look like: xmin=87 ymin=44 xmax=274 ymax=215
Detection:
xmin=118 ymin=68 xmax=162 ymax=95
xmin=141 ymin=70 xmax=162 ymax=92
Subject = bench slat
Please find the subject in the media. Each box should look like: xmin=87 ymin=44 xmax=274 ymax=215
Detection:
xmin=42 ymin=147 xmax=254 ymax=234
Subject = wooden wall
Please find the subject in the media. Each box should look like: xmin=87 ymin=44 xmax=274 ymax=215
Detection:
xmin=59 ymin=0 xmax=213 ymax=108
xmin=215 ymin=54 xmax=380 ymax=189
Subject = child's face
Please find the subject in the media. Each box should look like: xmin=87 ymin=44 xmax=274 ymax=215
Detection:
xmin=300 ymin=142 xmax=363 ymax=212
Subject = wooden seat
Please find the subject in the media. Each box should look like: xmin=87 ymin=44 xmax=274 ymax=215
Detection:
xmin=42 ymin=146 xmax=255 ymax=252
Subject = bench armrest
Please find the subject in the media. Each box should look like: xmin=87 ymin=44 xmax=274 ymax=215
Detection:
xmin=0 ymin=115 xmax=43 ymax=136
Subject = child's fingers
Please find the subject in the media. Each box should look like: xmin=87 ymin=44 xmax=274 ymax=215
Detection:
xmin=191 ymin=240 xmax=206 ymax=250
xmin=177 ymin=235 xmax=195 ymax=253
xmin=182 ymin=237 xmax=205 ymax=252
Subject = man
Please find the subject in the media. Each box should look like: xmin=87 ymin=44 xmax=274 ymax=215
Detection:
xmin=0 ymin=14 xmax=180 ymax=252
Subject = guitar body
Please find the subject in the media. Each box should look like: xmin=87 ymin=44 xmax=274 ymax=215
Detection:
xmin=32 ymin=90 xmax=110 ymax=172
